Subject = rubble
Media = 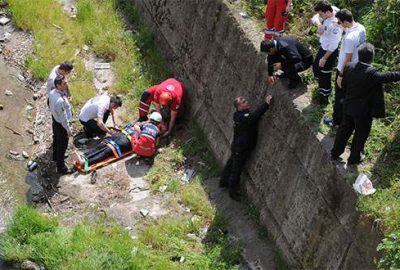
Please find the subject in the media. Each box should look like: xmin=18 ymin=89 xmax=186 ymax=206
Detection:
xmin=94 ymin=62 xmax=111 ymax=69
xmin=20 ymin=260 xmax=41 ymax=270
xmin=140 ymin=209 xmax=149 ymax=217
xmin=5 ymin=89 xmax=13 ymax=96
xmin=0 ymin=17 xmax=10 ymax=26
xmin=9 ymin=150 xmax=18 ymax=155
xmin=22 ymin=151 xmax=29 ymax=159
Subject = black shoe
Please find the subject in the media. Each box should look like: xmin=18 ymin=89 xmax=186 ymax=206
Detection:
xmin=219 ymin=179 xmax=228 ymax=188
xmin=57 ymin=166 xmax=75 ymax=175
xmin=348 ymin=153 xmax=365 ymax=165
xmin=229 ymin=189 xmax=241 ymax=201
xmin=288 ymin=77 xmax=301 ymax=89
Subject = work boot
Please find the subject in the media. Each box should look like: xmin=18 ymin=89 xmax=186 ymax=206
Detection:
xmin=57 ymin=166 xmax=75 ymax=175
xmin=219 ymin=177 xmax=228 ymax=188
xmin=288 ymin=76 xmax=301 ymax=89
xmin=229 ymin=189 xmax=241 ymax=201
xmin=347 ymin=153 xmax=366 ymax=165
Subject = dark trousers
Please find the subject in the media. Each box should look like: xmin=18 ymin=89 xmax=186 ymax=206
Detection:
xmin=332 ymin=71 xmax=346 ymax=125
xmin=80 ymin=110 xmax=110 ymax=138
xmin=84 ymin=133 xmax=131 ymax=165
xmin=283 ymin=55 xmax=313 ymax=83
xmin=312 ymin=47 xmax=338 ymax=98
xmin=331 ymin=113 xmax=372 ymax=163
xmin=220 ymin=150 xmax=251 ymax=192
xmin=52 ymin=117 xmax=69 ymax=170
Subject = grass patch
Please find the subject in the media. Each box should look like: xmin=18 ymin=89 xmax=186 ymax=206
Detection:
xmin=1 ymin=205 xmax=242 ymax=269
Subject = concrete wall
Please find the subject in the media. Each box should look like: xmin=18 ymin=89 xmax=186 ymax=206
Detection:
xmin=128 ymin=0 xmax=381 ymax=268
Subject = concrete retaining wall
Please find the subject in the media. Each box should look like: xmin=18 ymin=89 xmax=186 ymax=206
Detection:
xmin=128 ymin=0 xmax=381 ymax=268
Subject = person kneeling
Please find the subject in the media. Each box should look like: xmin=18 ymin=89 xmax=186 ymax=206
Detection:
xmin=74 ymin=112 xmax=162 ymax=167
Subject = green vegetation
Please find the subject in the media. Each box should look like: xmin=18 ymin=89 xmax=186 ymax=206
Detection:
xmin=243 ymin=0 xmax=400 ymax=268
xmin=1 ymin=206 xmax=241 ymax=269
xmin=7 ymin=0 xmax=168 ymax=106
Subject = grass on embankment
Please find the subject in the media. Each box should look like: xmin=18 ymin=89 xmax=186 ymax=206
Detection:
xmin=3 ymin=0 xmax=243 ymax=268
xmin=8 ymin=0 xmax=168 ymax=107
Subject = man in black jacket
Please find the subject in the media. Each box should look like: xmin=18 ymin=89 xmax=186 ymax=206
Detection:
xmin=331 ymin=43 xmax=400 ymax=164
xmin=260 ymin=37 xmax=313 ymax=89
xmin=220 ymin=94 xmax=273 ymax=201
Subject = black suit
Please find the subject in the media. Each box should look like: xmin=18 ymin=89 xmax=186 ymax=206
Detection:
xmin=267 ymin=37 xmax=313 ymax=83
xmin=331 ymin=62 xmax=400 ymax=163
xmin=220 ymin=103 xmax=269 ymax=193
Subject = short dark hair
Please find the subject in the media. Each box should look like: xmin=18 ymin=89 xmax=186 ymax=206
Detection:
xmin=59 ymin=61 xmax=74 ymax=72
xmin=358 ymin=43 xmax=375 ymax=64
xmin=110 ymin=95 xmax=122 ymax=107
xmin=314 ymin=1 xmax=333 ymax=13
xmin=260 ymin=40 xmax=275 ymax=53
xmin=335 ymin=9 xmax=354 ymax=23
xmin=54 ymin=75 xmax=65 ymax=88
xmin=233 ymin=98 xmax=240 ymax=109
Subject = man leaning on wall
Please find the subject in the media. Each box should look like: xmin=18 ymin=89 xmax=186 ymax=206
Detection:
xmin=220 ymin=94 xmax=273 ymax=201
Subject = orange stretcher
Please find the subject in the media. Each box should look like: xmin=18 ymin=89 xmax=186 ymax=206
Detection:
xmin=74 ymin=132 xmax=136 ymax=173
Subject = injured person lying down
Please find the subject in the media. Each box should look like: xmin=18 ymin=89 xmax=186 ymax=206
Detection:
xmin=73 ymin=112 xmax=162 ymax=168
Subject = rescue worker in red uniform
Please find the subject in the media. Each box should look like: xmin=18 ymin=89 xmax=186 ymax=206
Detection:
xmin=130 ymin=112 xmax=162 ymax=157
xmin=73 ymin=112 xmax=162 ymax=167
xmin=264 ymin=0 xmax=292 ymax=39
xmin=138 ymin=78 xmax=184 ymax=137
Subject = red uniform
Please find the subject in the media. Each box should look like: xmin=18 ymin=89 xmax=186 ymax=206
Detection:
xmin=153 ymin=78 xmax=184 ymax=113
xmin=138 ymin=78 xmax=184 ymax=121
xmin=130 ymin=122 xmax=160 ymax=157
xmin=265 ymin=0 xmax=289 ymax=40
xmin=138 ymin=85 xmax=158 ymax=121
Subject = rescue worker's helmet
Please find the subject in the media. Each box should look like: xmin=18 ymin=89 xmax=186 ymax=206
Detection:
xmin=159 ymin=91 xmax=172 ymax=106
xmin=149 ymin=112 xmax=162 ymax=123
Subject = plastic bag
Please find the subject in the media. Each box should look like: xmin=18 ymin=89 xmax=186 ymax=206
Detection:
xmin=353 ymin=174 xmax=376 ymax=195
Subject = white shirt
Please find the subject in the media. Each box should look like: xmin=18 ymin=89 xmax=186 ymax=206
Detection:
xmin=337 ymin=23 xmax=366 ymax=72
xmin=79 ymin=95 xmax=110 ymax=122
xmin=49 ymin=89 xmax=72 ymax=133
xmin=46 ymin=65 xmax=71 ymax=97
xmin=311 ymin=6 xmax=339 ymax=25
xmin=319 ymin=16 xmax=342 ymax=52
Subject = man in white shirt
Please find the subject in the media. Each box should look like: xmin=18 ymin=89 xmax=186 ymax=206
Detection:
xmin=49 ymin=75 xmax=74 ymax=174
xmin=79 ymin=95 xmax=122 ymax=138
xmin=311 ymin=1 xmax=342 ymax=105
xmin=324 ymin=9 xmax=366 ymax=127
xmin=46 ymin=62 xmax=74 ymax=98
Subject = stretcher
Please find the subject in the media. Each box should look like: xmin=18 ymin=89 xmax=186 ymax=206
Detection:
xmin=74 ymin=135 xmax=136 ymax=173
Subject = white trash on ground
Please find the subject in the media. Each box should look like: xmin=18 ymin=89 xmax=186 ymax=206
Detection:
xmin=353 ymin=174 xmax=376 ymax=195
xmin=181 ymin=168 xmax=195 ymax=183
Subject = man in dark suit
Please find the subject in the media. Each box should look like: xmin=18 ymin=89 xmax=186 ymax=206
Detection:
xmin=260 ymin=37 xmax=313 ymax=89
xmin=331 ymin=43 xmax=400 ymax=164
xmin=220 ymin=94 xmax=273 ymax=201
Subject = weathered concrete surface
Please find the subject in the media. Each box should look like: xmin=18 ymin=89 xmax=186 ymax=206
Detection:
xmin=129 ymin=0 xmax=381 ymax=268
